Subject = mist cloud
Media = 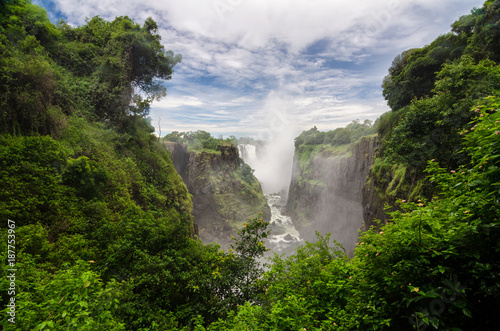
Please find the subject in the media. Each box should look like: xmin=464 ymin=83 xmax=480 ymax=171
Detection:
xmin=38 ymin=0 xmax=483 ymax=137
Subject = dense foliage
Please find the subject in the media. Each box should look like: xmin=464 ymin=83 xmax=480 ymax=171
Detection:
xmin=382 ymin=0 xmax=500 ymax=112
xmin=1 ymin=0 xmax=499 ymax=330
xmin=0 ymin=1 xmax=267 ymax=329
xmin=163 ymin=130 xmax=237 ymax=153
xmin=206 ymin=96 xmax=500 ymax=331
xmin=0 ymin=0 xmax=181 ymax=134
xmin=370 ymin=0 xmax=500 ymax=211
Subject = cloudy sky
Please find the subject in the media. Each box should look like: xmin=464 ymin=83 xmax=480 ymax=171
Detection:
xmin=37 ymin=0 xmax=483 ymax=139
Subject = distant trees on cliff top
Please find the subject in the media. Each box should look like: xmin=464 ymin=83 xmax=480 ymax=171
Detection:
xmin=163 ymin=130 xmax=236 ymax=152
xmin=294 ymin=119 xmax=376 ymax=149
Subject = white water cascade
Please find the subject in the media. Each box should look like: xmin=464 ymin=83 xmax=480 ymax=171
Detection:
xmin=265 ymin=193 xmax=302 ymax=254
xmin=238 ymin=144 xmax=302 ymax=255
xmin=238 ymin=144 xmax=258 ymax=169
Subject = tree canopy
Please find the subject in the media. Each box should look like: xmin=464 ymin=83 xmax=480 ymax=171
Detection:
xmin=0 ymin=0 xmax=181 ymax=134
xmin=382 ymin=1 xmax=500 ymax=112
xmin=1 ymin=0 xmax=500 ymax=330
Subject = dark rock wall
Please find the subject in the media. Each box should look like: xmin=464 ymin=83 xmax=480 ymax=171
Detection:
xmin=164 ymin=143 xmax=270 ymax=248
xmin=164 ymin=142 xmax=188 ymax=181
xmin=286 ymin=136 xmax=377 ymax=255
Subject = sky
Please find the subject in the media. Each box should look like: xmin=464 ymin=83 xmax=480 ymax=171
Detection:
xmin=36 ymin=0 xmax=484 ymax=139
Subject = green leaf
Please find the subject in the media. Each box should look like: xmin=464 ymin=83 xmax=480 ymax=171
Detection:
xmin=462 ymin=308 xmax=472 ymax=318
xmin=430 ymin=317 xmax=440 ymax=329
xmin=468 ymin=180 xmax=483 ymax=187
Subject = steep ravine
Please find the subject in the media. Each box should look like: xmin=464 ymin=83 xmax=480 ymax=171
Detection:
xmin=164 ymin=142 xmax=270 ymax=248
xmin=286 ymin=136 xmax=377 ymax=255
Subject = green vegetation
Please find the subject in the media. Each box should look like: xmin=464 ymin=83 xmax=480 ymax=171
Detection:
xmin=294 ymin=120 xmax=377 ymax=149
xmin=163 ymin=130 xmax=236 ymax=153
xmin=0 ymin=1 xmax=268 ymax=329
xmin=1 ymin=0 xmax=500 ymax=330
xmin=371 ymin=0 xmax=500 ymax=210
xmin=207 ymin=96 xmax=500 ymax=331
xmin=0 ymin=0 xmax=181 ymax=133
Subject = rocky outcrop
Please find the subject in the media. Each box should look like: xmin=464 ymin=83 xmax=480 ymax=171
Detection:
xmin=361 ymin=149 xmax=430 ymax=230
xmin=361 ymin=141 xmax=390 ymax=229
xmin=286 ymin=136 xmax=377 ymax=255
xmin=164 ymin=143 xmax=270 ymax=248
xmin=163 ymin=142 xmax=188 ymax=180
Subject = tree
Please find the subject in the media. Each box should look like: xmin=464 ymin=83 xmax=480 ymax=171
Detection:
xmin=75 ymin=15 xmax=181 ymax=122
xmin=228 ymin=216 xmax=271 ymax=304
xmin=382 ymin=34 xmax=465 ymax=111
xmin=386 ymin=57 xmax=500 ymax=170
xmin=0 ymin=1 xmax=182 ymax=134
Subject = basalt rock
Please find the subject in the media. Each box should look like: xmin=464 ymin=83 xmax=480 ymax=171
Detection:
xmin=286 ymin=136 xmax=377 ymax=255
xmin=164 ymin=142 xmax=270 ymax=248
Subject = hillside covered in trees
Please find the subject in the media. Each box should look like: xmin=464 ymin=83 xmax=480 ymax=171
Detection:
xmin=1 ymin=0 xmax=500 ymax=330
xmin=0 ymin=1 xmax=270 ymax=329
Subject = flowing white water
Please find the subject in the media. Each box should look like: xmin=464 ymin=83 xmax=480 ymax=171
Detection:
xmin=238 ymin=144 xmax=302 ymax=255
xmin=238 ymin=144 xmax=258 ymax=169
xmin=265 ymin=193 xmax=302 ymax=254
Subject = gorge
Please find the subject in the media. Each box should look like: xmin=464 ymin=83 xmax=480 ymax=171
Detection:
xmin=286 ymin=135 xmax=377 ymax=255
xmin=164 ymin=141 xmax=270 ymax=248
xmin=4 ymin=1 xmax=500 ymax=329
xmin=163 ymin=127 xmax=379 ymax=256
xmin=237 ymin=131 xmax=378 ymax=256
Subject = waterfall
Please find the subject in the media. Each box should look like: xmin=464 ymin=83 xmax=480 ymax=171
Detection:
xmin=238 ymin=144 xmax=258 ymax=168
xmin=238 ymin=143 xmax=302 ymax=255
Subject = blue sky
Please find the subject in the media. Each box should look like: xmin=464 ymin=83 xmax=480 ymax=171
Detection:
xmin=35 ymin=0 xmax=484 ymax=139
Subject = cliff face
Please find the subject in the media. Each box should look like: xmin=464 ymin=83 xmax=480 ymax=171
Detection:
xmin=164 ymin=143 xmax=270 ymax=248
xmin=286 ymin=136 xmax=377 ymax=254
xmin=164 ymin=142 xmax=188 ymax=180
xmin=361 ymin=145 xmax=394 ymax=229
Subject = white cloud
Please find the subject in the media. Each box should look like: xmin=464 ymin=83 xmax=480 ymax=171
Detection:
xmin=153 ymin=95 xmax=205 ymax=108
xmin=46 ymin=0 xmax=484 ymax=138
xmin=52 ymin=0 xmax=479 ymax=56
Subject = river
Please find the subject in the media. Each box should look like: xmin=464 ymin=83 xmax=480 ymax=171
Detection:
xmin=265 ymin=193 xmax=302 ymax=256
xmin=239 ymin=144 xmax=302 ymax=256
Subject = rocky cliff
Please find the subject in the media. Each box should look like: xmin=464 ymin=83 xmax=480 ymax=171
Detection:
xmin=286 ymin=135 xmax=377 ymax=255
xmin=164 ymin=142 xmax=270 ymax=248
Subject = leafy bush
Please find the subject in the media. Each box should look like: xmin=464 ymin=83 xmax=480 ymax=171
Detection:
xmin=294 ymin=120 xmax=375 ymax=150
xmin=163 ymin=130 xmax=234 ymax=152
xmin=7 ymin=261 xmax=125 ymax=330
xmin=63 ymin=156 xmax=108 ymax=200
xmin=208 ymin=100 xmax=500 ymax=330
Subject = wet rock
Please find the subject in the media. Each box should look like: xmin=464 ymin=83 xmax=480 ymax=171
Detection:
xmin=286 ymin=136 xmax=377 ymax=256
xmin=164 ymin=141 xmax=271 ymax=250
